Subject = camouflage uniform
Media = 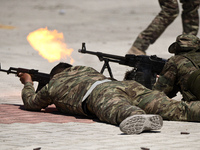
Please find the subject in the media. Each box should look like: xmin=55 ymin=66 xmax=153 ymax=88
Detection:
xmin=22 ymin=65 xmax=200 ymax=125
xmin=153 ymin=34 xmax=200 ymax=101
xmin=131 ymin=0 xmax=200 ymax=53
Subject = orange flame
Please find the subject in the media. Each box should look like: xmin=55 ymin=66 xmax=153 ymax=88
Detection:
xmin=27 ymin=27 xmax=74 ymax=63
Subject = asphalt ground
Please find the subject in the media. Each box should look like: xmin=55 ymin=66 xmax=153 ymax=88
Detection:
xmin=0 ymin=0 xmax=200 ymax=149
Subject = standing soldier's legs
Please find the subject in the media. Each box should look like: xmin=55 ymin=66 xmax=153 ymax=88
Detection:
xmin=128 ymin=0 xmax=179 ymax=54
xmin=181 ymin=0 xmax=200 ymax=35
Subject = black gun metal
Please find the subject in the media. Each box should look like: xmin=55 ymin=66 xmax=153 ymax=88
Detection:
xmin=0 ymin=64 xmax=50 ymax=92
xmin=78 ymin=43 xmax=167 ymax=89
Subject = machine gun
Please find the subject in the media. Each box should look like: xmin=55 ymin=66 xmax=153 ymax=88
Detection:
xmin=78 ymin=43 xmax=167 ymax=89
xmin=0 ymin=64 xmax=50 ymax=92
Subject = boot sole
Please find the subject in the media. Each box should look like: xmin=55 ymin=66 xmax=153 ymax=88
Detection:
xmin=119 ymin=115 xmax=163 ymax=134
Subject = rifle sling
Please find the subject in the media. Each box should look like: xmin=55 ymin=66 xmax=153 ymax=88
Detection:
xmin=81 ymin=79 xmax=111 ymax=102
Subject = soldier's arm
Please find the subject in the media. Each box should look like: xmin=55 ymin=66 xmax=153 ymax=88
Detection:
xmin=19 ymin=73 xmax=52 ymax=111
xmin=153 ymin=58 xmax=178 ymax=97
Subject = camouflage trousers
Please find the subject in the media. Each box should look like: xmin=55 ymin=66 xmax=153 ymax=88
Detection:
xmin=86 ymin=80 xmax=200 ymax=125
xmin=132 ymin=0 xmax=200 ymax=52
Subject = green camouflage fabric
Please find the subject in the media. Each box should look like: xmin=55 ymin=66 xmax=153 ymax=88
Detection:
xmin=169 ymin=34 xmax=200 ymax=53
xmin=22 ymin=66 xmax=200 ymax=125
xmin=153 ymin=34 xmax=200 ymax=101
xmin=132 ymin=0 xmax=200 ymax=52
xmin=153 ymin=52 xmax=200 ymax=100
xmin=86 ymin=80 xmax=200 ymax=124
xmin=22 ymin=66 xmax=108 ymax=115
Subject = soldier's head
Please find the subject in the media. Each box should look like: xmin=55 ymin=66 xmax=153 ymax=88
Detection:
xmin=50 ymin=62 xmax=72 ymax=79
xmin=168 ymin=34 xmax=200 ymax=54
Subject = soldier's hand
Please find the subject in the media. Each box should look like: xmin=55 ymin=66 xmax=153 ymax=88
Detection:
xmin=18 ymin=72 xmax=33 ymax=85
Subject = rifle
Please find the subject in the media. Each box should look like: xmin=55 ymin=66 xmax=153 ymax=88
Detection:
xmin=0 ymin=64 xmax=50 ymax=92
xmin=78 ymin=43 xmax=167 ymax=89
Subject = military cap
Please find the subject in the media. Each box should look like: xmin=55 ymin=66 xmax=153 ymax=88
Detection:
xmin=168 ymin=34 xmax=200 ymax=53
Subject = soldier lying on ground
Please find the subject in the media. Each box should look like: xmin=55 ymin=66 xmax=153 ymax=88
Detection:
xmin=18 ymin=62 xmax=200 ymax=135
xmin=153 ymin=34 xmax=200 ymax=102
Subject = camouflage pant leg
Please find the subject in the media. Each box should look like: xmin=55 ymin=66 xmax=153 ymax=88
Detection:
xmin=185 ymin=100 xmax=200 ymax=121
xmin=133 ymin=0 xmax=179 ymax=51
xmin=87 ymin=81 xmax=146 ymax=125
xmin=180 ymin=0 xmax=200 ymax=35
xmin=135 ymin=90 xmax=200 ymax=122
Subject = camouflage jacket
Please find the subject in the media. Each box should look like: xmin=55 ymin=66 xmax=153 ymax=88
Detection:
xmin=22 ymin=66 xmax=108 ymax=116
xmin=153 ymin=52 xmax=200 ymax=100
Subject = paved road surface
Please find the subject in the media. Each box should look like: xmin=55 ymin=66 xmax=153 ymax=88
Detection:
xmin=0 ymin=1 xmax=200 ymax=149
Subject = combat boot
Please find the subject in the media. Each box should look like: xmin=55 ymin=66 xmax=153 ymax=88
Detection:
xmin=119 ymin=114 xmax=163 ymax=134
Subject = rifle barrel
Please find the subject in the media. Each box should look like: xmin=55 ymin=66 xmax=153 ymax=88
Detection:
xmin=79 ymin=49 xmax=126 ymax=60
xmin=0 ymin=68 xmax=17 ymax=74
xmin=0 ymin=69 xmax=8 ymax=73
